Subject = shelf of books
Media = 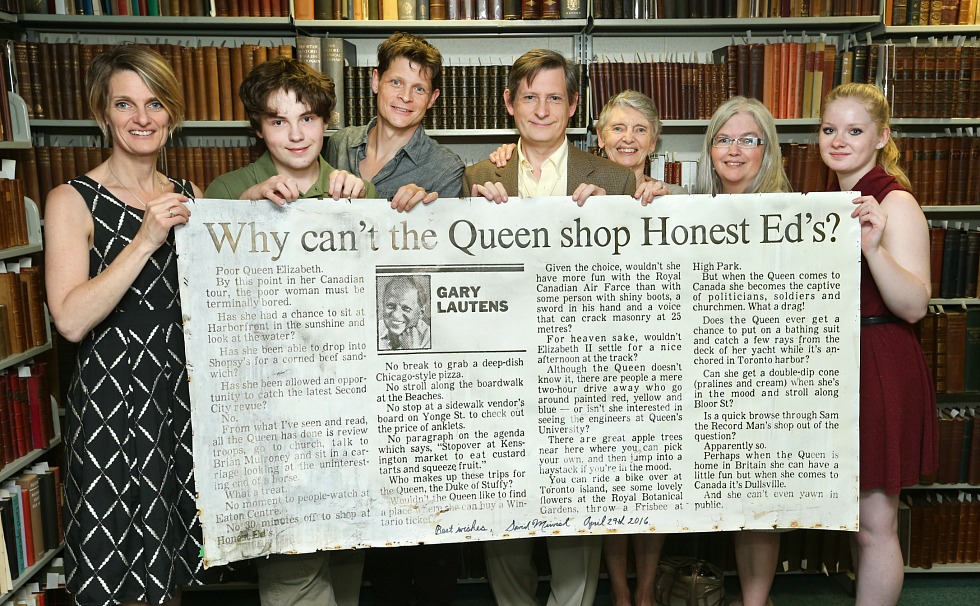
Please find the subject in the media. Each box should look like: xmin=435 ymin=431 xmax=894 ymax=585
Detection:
xmin=903 ymin=154 xmax=980 ymax=572
xmin=899 ymin=487 xmax=980 ymax=572
xmin=0 ymin=544 xmax=64 ymax=605
xmin=18 ymin=13 xmax=291 ymax=32
xmin=590 ymin=16 xmax=881 ymax=34
xmin=296 ymin=18 xmax=589 ymax=34
xmin=591 ymin=1 xmax=880 ymax=20
xmin=884 ymin=0 xmax=980 ymax=27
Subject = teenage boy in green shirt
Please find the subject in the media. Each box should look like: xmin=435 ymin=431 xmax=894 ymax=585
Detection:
xmin=205 ymin=56 xmax=371 ymax=606
xmin=206 ymin=56 xmax=375 ymax=203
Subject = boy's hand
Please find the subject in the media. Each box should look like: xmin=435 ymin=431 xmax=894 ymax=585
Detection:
xmin=328 ymin=170 xmax=368 ymax=199
xmin=239 ymin=176 xmax=300 ymax=206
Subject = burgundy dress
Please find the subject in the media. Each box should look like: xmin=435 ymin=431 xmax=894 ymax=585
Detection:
xmin=833 ymin=165 xmax=939 ymax=493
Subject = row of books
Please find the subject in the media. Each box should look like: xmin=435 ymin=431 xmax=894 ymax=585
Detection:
xmin=163 ymin=146 xmax=261 ymax=194
xmin=296 ymin=35 xmax=588 ymax=130
xmin=589 ymin=60 xmax=728 ymax=121
xmin=352 ymin=63 xmax=586 ymax=131
xmin=0 ymin=260 xmax=46 ymax=360
xmin=780 ymin=134 xmax=980 ymax=207
xmin=24 ymin=0 xmax=893 ymax=18
xmin=1 ymin=567 xmax=69 ymax=606
xmin=0 ymin=148 xmax=85 ymax=216
xmin=9 ymin=41 xmax=295 ymax=123
xmin=917 ymin=306 xmax=980 ymax=395
xmin=0 ymin=363 xmax=56 ymax=470
xmin=595 ymin=0 xmax=877 ymax=18
xmin=781 ymin=142 xmax=834 ymax=193
xmin=591 ymin=40 xmax=980 ymax=121
xmin=880 ymin=42 xmax=980 ymax=119
xmin=888 ymin=0 xmax=980 ymax=26
xmin=0 ymin=43 xmax=20 ymax=143
xmin=43 ymin=0 xmax=590 ymax=18
xmin=26 ymin=38 xmax=980 ymax=132
xmin=900 ymin=134 xmax=980 ymax=207
xmin=0 ymin=464 xmax=63 ymax=592
xmin=301 ymin=0 xmax=589 ymax=19
xmin=901 ymin=490 xmax=980 ymax=568
xmin=589 ymin=41 xmax=879 ymax=122
xmin=0 ymin=179 xmax=31 ymax=253
xmin=30 ymin=0 xmax=276 ymax=15
xmin=923 ymin=407 xmax=980 ymax=486
xmin=929 ymin=224 xmax=980 ymax=300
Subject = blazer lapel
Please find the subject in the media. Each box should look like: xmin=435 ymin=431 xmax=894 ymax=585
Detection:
xmin=566 ymin=147 xmax=596 ymax=195
xmin=499 ymin=158 xmax=520 ymax=194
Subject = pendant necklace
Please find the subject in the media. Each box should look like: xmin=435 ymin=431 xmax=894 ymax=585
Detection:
xmin=107 ymin=161 xmax=165 ymax=209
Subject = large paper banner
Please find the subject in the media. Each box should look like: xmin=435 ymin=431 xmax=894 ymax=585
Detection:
xmin=175 ymin=193 xmax=861 ymax=567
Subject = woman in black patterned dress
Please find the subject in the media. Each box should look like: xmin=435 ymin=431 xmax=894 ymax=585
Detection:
xmin=44 ymin=46 xmax=201 ymax=606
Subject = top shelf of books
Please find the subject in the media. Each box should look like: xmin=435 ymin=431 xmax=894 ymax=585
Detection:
xmin=17 ymin=14 xmax=291 ymax=32
xmin=296 ymin=18 xmax=589 ymax=34
xmin=590 ymin=16 xmax=881 ymax=35
xmin=19 ymin=14 xmax=888 ymax=37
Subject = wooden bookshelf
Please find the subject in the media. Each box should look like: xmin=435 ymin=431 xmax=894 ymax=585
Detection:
xmin=14 ymin=2 xmax=980 ymax=579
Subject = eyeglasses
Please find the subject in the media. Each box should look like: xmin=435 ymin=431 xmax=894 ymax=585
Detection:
xmin=712 ymin=136 xmax=765 ymax=149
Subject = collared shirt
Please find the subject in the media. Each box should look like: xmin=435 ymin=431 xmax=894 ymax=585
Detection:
xmin=204 ymin=151 xmax=377 ymax=200
xmin=326 ymin=118 xmax=465 ymax=199
xmin=516 ymin=138 xmax=569 ymax=198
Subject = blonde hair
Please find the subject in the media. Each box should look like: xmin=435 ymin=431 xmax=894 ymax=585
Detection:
xmin=822 ymin=82 xmax=910 ymax=190
xmin=695 ymin=96 xmax=790 ymax=195
xmin=86 ymin=45 xmax=184 ymax=143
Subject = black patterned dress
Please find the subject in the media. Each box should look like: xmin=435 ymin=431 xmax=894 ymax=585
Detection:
xmin=63 ymin=175 xmax=203 ymax=606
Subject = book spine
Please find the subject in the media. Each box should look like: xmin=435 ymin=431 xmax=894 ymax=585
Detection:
xmin=321 ymin=38 xmax=347 ymax=129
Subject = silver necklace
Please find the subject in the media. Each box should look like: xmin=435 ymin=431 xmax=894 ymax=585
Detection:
xmin=106 ymin=161 xmax=165 ymax=209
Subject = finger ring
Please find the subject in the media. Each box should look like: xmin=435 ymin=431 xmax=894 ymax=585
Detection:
xmin=169 ymin=209 xmax=174 ymax=218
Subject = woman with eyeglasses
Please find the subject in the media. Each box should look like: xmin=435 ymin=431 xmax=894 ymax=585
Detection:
xmin=695 ymin=96 xmax=790 ymax=197
xmin=819 ymin=83 xmax=936 ymax=606
xmin=696 ymin=96 xmax=791 ymax=606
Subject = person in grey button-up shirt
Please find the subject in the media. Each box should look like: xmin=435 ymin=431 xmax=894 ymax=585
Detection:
xmin=325 ymin=32 xmax=463 ymax=212
xmin=327 ymin=31 xmax=464 ymax=606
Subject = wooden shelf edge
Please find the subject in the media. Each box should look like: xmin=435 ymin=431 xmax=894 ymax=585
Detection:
xmin=906 ymin=562 xmax=980 ymax=573
xmin=0 ymin=340 xmax=53 ymax=374
xmin=0 ymin=545 xmax=64 ymax=604
xmin=905 ymin=482 xmax=980 ymax=490
xmin=0 ymin=435 xmax=62 ymax=486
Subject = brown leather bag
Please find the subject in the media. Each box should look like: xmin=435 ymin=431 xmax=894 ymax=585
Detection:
xmin=654 ymin=556 xmax=726 ymax=606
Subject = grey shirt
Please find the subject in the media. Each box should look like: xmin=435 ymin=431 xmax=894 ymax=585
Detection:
xmin=326 ymin=118 xmax=464 ymax=199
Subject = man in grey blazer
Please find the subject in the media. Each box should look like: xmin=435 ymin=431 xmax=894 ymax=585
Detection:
xmin=464 ymin=49 xmax=634 ymax=205
xmin=465 ymin=49 xmax=632 ymax=606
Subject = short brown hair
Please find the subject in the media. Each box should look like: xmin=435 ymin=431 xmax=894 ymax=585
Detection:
xmin=508 ymin=49 xmax=578 ymax=100
xmin=376 ymin=32 xmax=443 ymax=92
xmin=86 ymin=45 xmax=184 ymax=143
xmin=239 ymin=56 xmax=336 ymax=135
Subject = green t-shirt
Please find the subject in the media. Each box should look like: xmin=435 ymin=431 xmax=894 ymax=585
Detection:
xmin=204 ymin=151 xmax=377 ymax=200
